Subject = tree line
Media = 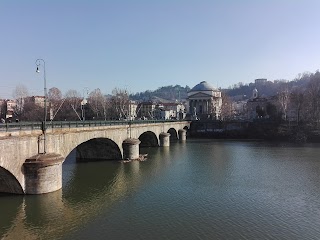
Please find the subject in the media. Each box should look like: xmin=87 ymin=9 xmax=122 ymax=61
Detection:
xmin=5 ymin=69 xmax=320 ymax=126
xmin=10 ymin=86 xmax=132 ymax=122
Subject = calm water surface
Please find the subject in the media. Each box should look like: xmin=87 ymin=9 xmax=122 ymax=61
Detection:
xmin=1 ymin=139 xmax=320 ymax=239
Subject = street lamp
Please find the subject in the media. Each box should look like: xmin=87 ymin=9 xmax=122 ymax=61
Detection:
xmin=129 ymin=99 xmax=132 ymax=138
xmin=81 ymin=88 xmax=89 ymax=121
xmin=35 ymin=59 xmax=47 ymax=154
xmin=81 ymin=98 xmax=87 ymax=121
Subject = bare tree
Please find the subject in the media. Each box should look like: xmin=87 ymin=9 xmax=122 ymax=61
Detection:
xmin=12 ymin=84 xmax=29 ymax=99
xmin=87 ymin=88 xmax=107 ymax=119
xmin=101 ymin=96 xmax=111 ymax=120
xmin=305 ymin=72 xmax=320 ymax=125
xmin=20 ymin=97 xmax=43 ymax=121
xmin=62 ymin=90 xmax=82 ymax=120
xmin=220 ymin=92 xmax=232 ymax=120
xmin=110 ymin=88 xmax=130 ymax=119
xmin=290 ymin=88 xmax=305 ymax=124
xmin=48 ymin=87 xmax=63 ymax=120
xmin=12 ymin=84 xmax=29 ymax=118
xmin=277 ymin=84 xmax=290 ymax=121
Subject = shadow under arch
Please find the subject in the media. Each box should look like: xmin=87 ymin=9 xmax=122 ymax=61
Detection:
xmin=75 ymin=138 xmax=122 ymax=162
xmin=167 ymin=128 xmax=178 ymax=141
xmin=0 ymin=167 xmax=24 ymax=194
xmin=183 ymin=125 xmax=189 ymax=137
xmin=139 ymin=131 xmax=159 ymax=147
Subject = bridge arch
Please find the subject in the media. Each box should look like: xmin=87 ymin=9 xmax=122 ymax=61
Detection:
xmin=139 ymin=131 xmax=159 ymax=147
xmin=0 ymin=167 xmax=24 ymax=194
xmin=75 ymin=138 xmax=122 ymax=161
xmin=167 ymin=128 xmax=178 ymax=141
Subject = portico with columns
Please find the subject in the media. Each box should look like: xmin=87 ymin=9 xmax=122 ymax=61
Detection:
xmin=188 ymin=81 xmax=222 ymax=120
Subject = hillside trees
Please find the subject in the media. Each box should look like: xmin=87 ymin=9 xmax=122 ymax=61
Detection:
xmin=290 ymin=88 xmax=305 ymax=124
xmin=131 ymin=85 xmax=190 ymax=101
xmin=304 ymin=71 xmax=320 ymax=125
xmin=266 ymin=103 xmax=278 ymax=120
xmin=277 ymin=84 xmax=290 ymax=120
xmin=220 ymin=92 xmax=232 ymax=120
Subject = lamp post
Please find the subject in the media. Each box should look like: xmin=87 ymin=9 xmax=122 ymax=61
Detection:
xmin=81 ymin=98 xmax=87 ymax=121
xmin=35 ymin=59 xmax=47 ymax=154
xmin=81 ymin=88 xmax=89 ymax=121
xmin=129 ymin=99 xmax=132 ymax=138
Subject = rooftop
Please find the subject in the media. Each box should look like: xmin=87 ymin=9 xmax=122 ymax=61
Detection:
xmin=189 ymin=81 xmax=216 ymax=92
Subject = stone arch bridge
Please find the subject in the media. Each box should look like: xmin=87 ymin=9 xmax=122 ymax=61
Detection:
xmin=0 ymin=120 xmax=190 ymax=195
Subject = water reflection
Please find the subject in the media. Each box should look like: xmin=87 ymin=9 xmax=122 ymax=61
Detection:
xmin=0 ymin=194 xmax=24 ymax=238
xmin=1 ymin=154 xmax=144 ymax=239
xmin=2 ymin=140 xmax=320 ymax=239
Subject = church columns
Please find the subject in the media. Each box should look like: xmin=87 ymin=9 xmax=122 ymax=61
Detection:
xmin=189 ymin=98 xmax=219 ymax=116
xmin=205 ymin=100 xmax=208 ymax=114
xmin=189 ymin=99 xmax=212 ymax=115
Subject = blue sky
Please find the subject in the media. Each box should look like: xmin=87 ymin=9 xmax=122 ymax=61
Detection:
xmin=1 ymin=0 xmax=320 ymax=98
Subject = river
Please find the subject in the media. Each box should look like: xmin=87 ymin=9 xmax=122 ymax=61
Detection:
xmin=1 ymin=139 xmax=320 ymax=239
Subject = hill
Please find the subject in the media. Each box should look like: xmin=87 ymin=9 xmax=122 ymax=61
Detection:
xmin=130 ymin=85 xmax=191 ymax=102
xmin=129 ymin=71 xmax=315 ymax=102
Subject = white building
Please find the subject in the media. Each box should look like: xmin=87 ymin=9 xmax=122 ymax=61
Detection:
xmin=187 ymin=81 xmax=222 ymax=120
xmin=128 ymin=100 xmax=138 ymax=120
xmin=154 ymin=102 xmax=186 ymax=120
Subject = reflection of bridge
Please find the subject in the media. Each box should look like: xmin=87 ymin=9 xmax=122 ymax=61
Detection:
xmin=1 ymin=147 xmax=176 ymax=239
xmin=0 ymin=120 xmax=190 ymax=195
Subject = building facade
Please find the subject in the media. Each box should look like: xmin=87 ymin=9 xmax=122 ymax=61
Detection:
xmin=0 ymin=99 xmax=17 ymax=122
xmin=154 ymin=102 xmax=186 ymax=120
xmin=137 ymin=101 xmax=156 ymax=119
xmin=187 ymin=81 xmax=222 ymax=120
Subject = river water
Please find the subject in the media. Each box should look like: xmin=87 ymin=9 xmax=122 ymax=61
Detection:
xmin=1 ymin=139 xmax=320 ymax=239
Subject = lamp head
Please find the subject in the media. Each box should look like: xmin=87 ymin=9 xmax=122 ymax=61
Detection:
xmin=36 ymin=66 xmax=40 ymax=73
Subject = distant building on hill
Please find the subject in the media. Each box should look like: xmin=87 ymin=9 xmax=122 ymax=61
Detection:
xmin=246 ymin=88 xmax=269 ymax=120
xmin=255 ymin=78 xmax=267 ymax=85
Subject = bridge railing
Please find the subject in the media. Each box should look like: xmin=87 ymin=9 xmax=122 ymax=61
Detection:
xmin=0 ymin=120 xmax=186 ymax=132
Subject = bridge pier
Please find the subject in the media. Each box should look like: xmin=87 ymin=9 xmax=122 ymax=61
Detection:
xmin=23 ymin=153 xmax=64 ymax=194
xmin=159 ymin=132 xmax=171 ymax=147
xmin=122 ymin=138 xmax=141 ymax=160
xmin=178 ymin=129 xmax=187 ymax=141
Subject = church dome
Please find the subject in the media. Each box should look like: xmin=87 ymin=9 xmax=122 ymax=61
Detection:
xmin=189 ymin=81 xmax=215 ymax=92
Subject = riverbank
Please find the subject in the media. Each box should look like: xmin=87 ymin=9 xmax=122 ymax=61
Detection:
xmin=189 ymin=120 xmax=320 ymax=143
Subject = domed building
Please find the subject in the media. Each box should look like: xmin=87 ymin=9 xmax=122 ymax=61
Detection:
xmin=187 ymin=81 xmax=222 ymax=120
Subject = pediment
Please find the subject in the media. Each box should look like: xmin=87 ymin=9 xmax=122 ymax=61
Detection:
xmin=188 ymin=92 xmax=212 ymax=99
